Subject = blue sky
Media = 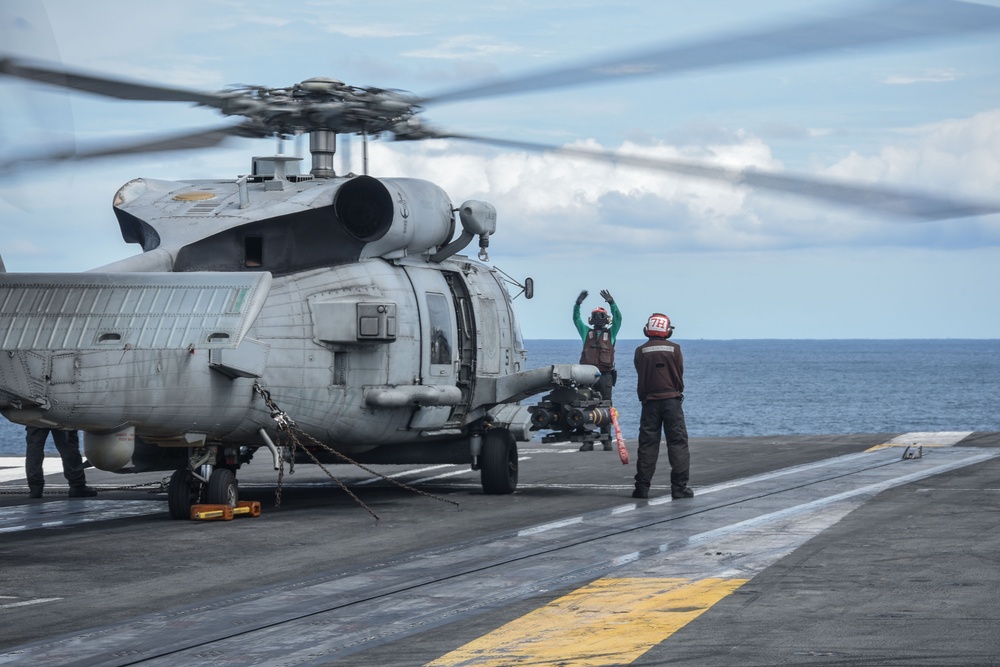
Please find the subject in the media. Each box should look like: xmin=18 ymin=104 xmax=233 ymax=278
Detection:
xmin=1 ymin=0 xmax=998 ymax=339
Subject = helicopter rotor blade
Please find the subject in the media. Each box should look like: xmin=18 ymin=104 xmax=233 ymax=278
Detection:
xmin=437 ymin=132 xmax=1000 ymax=222
xmin=418 ymin=0 xmax=1000 ymax=106
xmin=0 ymin=124 xmax=263 ymax=174
xmin=0 ymin=55 xmax=224 ymax=106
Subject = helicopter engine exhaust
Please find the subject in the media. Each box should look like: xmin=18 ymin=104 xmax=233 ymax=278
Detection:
xmin=334 ymin=175 xmax=457 ymax=259
xmin=335 ymin=174 xmax=394 ymax=241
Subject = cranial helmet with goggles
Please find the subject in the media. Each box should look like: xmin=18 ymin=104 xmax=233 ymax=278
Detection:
xmin=644 ymin=313 xmax=674 ymax=339
xmin=589 ymin=307 xmax=611 ymax=328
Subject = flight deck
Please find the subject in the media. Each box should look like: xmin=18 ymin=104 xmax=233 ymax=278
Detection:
xmin=2 ymin=431 xmax=999 ymax=666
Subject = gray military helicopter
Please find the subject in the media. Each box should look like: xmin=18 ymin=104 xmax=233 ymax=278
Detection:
xmin=2 ymin=0 xmax=999 ymax=519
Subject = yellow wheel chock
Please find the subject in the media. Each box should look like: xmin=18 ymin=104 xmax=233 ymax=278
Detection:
xmin=190 ymin=500 xmax=262 ymax=521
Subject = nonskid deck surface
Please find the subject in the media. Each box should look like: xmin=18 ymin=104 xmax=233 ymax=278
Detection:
xmin=1 ymin=431 xmax=999 ymax=666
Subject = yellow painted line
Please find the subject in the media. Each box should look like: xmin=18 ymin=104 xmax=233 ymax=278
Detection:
xmin=426 ymin=576 xmax=748 ymax=667
xmin=867 ymin=431 xmax=974 ymax=451
xmin=866 ymin=443 xmax=952 ymax=452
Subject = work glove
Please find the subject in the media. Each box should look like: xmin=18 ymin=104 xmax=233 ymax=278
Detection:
xmin=575 ymin=290 xmax=588 ymax=305
xmin=600 ymin=289 xmax=614 ymax=304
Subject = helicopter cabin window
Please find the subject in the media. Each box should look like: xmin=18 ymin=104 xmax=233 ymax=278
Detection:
xmin=244 ymin=236 xmax=263 ymax=268
xmin=427 ymin=293 xmax=453 ymax=366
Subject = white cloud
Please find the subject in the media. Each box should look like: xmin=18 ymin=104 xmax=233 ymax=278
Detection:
xmin=242 ymin=15 xmax=295 ymax=28
xmin=403 ymin=35 xmax=527 ymax=60
xmin=361 ymin=113 xmax=1000 ymax=261
xmin=321 ymin=23 xmax=424 ymax=39
xmin=824 ymin=109 xmax=1000 ymax=197
xmin=883 ymin=69 xmax=962 ymax=85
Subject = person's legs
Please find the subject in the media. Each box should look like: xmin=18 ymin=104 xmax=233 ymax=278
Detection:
xmin=596 ymin=373 xmax=614 ymax=449
xmin=25 ymin=427 xmax=49 ymax=497
xmin=52 ymin=430 xmax=88 ymax=488
xmin=663 ymin=399 xmax=692 ymax=497
xmin=634 ymin=400 xmax=665 ymax=495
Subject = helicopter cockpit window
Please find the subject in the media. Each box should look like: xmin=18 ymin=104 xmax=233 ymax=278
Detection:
xmin=427 ymin=293 xmax=453 ymax=365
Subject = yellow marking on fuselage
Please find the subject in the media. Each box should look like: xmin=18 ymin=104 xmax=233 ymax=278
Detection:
xmin=426 ymin=576 xmax=748 ymax=667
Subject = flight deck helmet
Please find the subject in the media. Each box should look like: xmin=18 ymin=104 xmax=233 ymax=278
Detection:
xmin=589 ymin=306 xmax=610 ymax=328
xmin=644 ymin=313 xmax=674 ymax=339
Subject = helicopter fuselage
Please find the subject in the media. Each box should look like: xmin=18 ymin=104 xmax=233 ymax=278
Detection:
xmin=0 ymin=164 xmax=600 ymax=488
xmin=1 ymin=256 xmax=525 ymax=465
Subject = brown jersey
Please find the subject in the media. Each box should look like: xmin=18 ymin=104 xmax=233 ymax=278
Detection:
xmin=580 ymin=328 xmax=615 ymax=372
xmin=633 ymin=338 xmax=684 ymax=402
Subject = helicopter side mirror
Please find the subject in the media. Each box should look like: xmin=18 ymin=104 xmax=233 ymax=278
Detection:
xmin=524 ymin=277 xmax=533 ymax=300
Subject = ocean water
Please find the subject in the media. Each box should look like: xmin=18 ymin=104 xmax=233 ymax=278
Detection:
xmin=2 ymin=339 xmax=999 ymax=455
xmin=528 ymin=339 xmax=1000 ymax=441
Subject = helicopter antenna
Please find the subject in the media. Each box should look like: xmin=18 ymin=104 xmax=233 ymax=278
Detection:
xmin=362 ymin=132 xmax=369 ymax=176
xmin=339 ymin=133 xmax=351 ymax=175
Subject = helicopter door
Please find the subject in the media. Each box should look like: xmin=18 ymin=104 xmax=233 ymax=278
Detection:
xmin=404 ymin=268 xmax=459 ymax=430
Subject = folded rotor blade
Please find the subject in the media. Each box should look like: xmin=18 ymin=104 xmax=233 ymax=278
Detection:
xmin=0 ymin=55 xmax=223 ymax=105
xmin=0 ymin=124 xmax=259 ymax=173
xmin=420 ymin=0 xmax=1000 ymax=106
xmin=442 ymin=132 xmax=1000 ymax=222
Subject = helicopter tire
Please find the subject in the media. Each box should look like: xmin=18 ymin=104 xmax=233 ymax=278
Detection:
xmin=206 ymin=468 xmax=239 ymax=508
xmin=167 ymin=468 xmax=200 ymax=520
xmin=480 ymin=428 xmax=518 ymax=495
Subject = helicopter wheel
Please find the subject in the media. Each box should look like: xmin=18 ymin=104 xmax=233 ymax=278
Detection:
xmin=167 ymin=468 xmax=202 ymax=520
xmin=480 ymin=428 xmax=518 ymax=495
xmin=206 ymin=468 xmax=238 ymax=507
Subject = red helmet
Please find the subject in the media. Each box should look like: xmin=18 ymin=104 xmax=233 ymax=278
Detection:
xmin=644 ymin=313 xmax=673 ymax=338
xmin=589 ymin=307 xmax=610 ymax=326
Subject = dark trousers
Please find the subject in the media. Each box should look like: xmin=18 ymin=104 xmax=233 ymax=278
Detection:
xmin=25 ymin=427 xmax=87 ymax=489
xmin=594 ymin=371 xmax=614 ymax=402
xmin=634 ymin=398 xmax=690 ymax=491
xmin=595 ymin=371 xmax=615 ymax=434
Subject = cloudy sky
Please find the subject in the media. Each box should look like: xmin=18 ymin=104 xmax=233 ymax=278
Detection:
xmin=1 ymin=0 xmax=998 ymax=339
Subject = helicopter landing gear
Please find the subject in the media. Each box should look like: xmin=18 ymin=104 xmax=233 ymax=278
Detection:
xmin=166 ymin=444 xmax=243 ymax=519
xmin=206 ymin=468 xmax=238 ymax=507
xmin=167 ymin=467 xmax=239 ymax=519
xmin=167 ymin=468 xmax=201 ymax=520
xmin=480 ymin=428 xmax=518 ymax=495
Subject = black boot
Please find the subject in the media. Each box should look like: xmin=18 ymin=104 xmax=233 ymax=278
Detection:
xmin=671 ymin=486 xmax=694 ymax=499
xmin=28 ymin=486 xmax=43 ymax=499
xmin=68 ymin=485 xmax=98 ymax=498
xmin=631 ymin=486 xmax=648 ymax=499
